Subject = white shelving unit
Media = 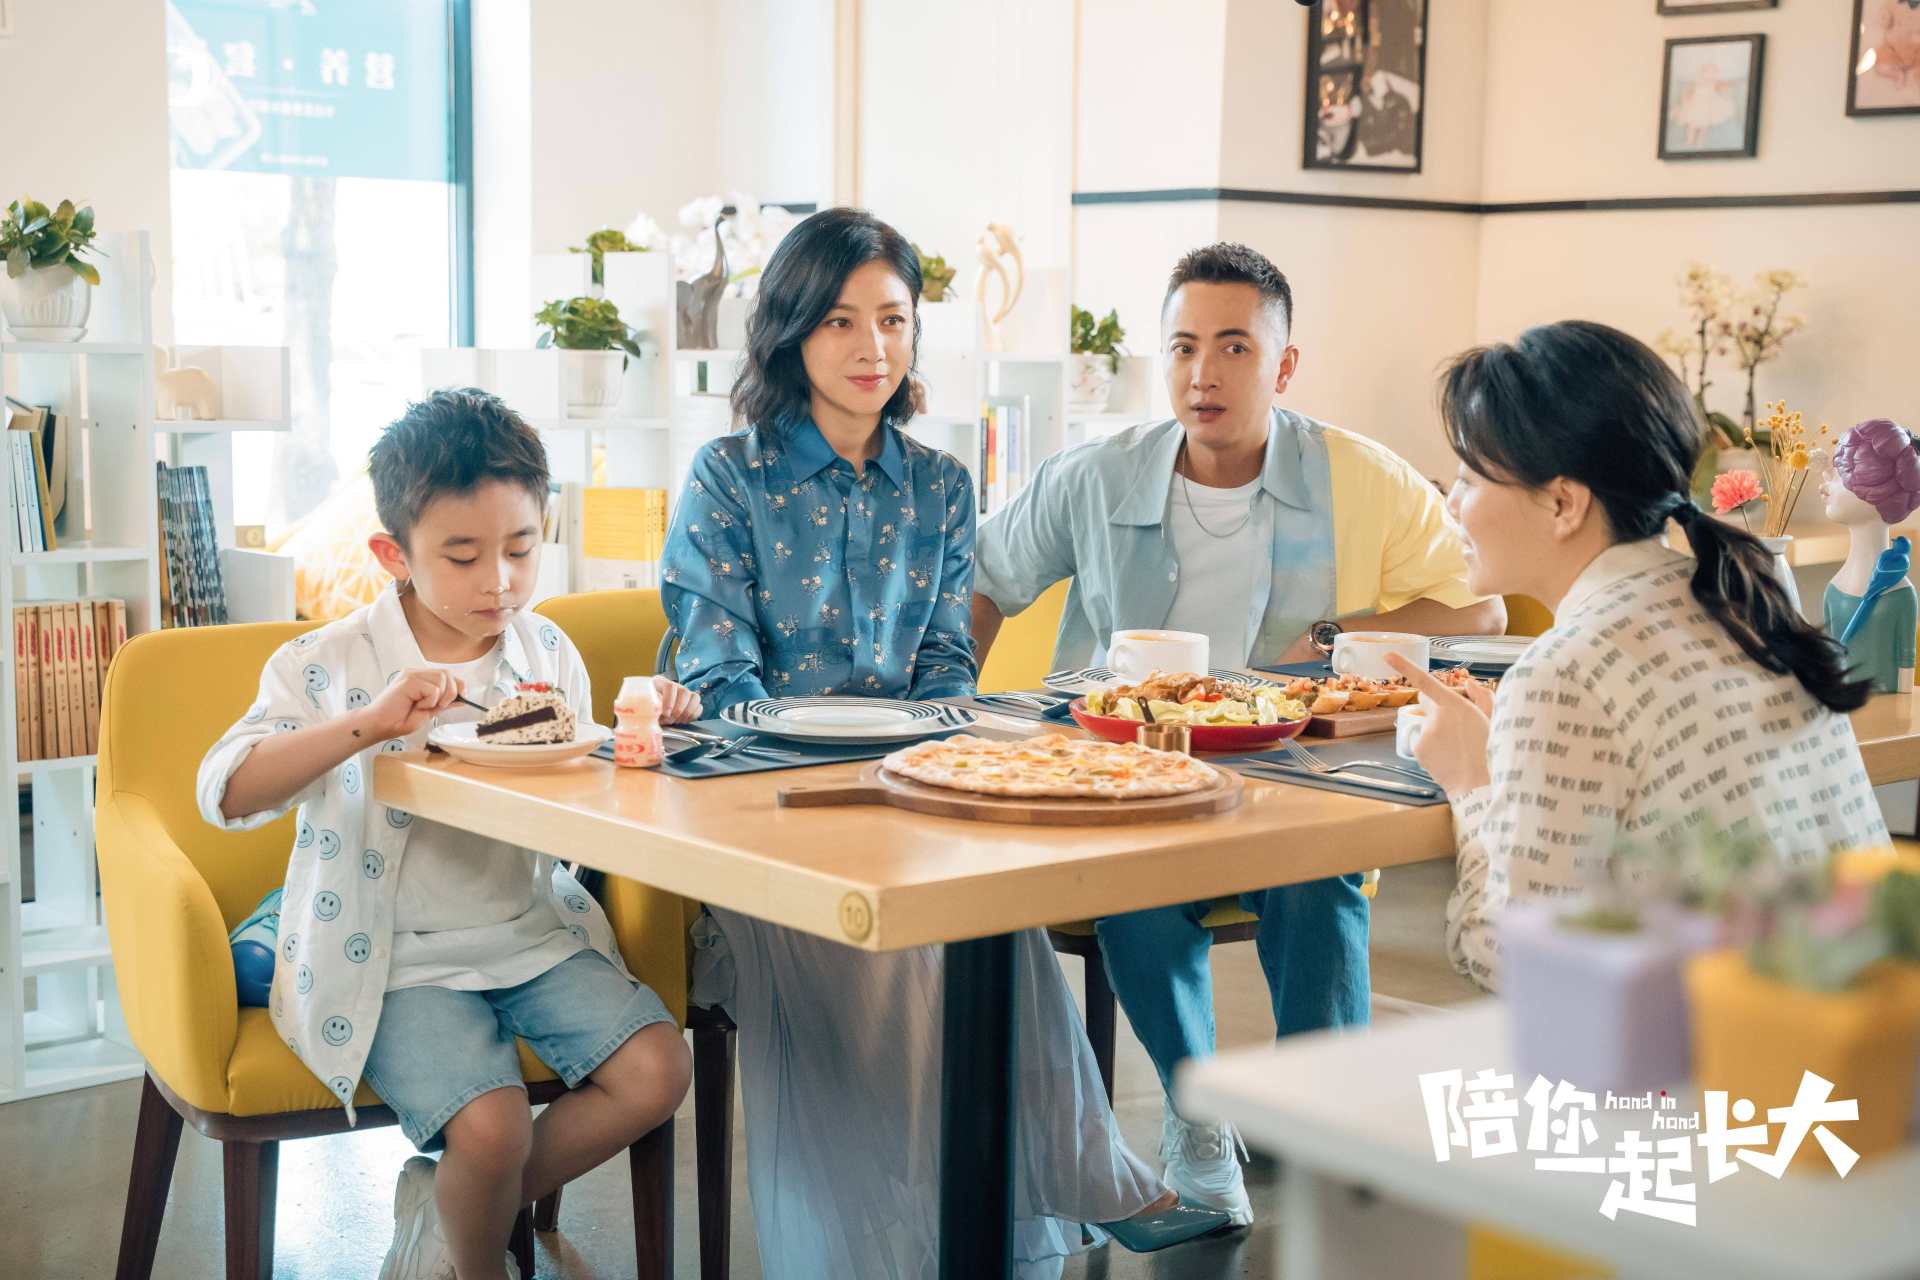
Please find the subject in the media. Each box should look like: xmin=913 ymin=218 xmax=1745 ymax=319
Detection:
xmin=0 ymin=231 xmax=292 ymax=1103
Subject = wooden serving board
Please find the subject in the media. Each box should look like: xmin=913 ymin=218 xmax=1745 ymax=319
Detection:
xmin=1302 ymin=706 xmax=1401 ymax=738
xmin=777 ymin=761 xmax=1244 ymax=826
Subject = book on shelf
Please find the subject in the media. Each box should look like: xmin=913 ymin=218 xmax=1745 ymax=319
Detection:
xmin=6 ymin=401 xmax=59 ymax=554
xmin=575 ymin=485 xmax=668 ymax=591
xmin=155 ymin=461 xmax=229 ymax=627
xmin=12 ymin=598 xmax=126 ymax=760
xmin=975 ymin=396 xmax=1030 ymax=515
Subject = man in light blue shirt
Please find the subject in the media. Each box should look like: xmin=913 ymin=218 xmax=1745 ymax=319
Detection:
xmin=971 ymin=244 xmax=1500 ymax=1227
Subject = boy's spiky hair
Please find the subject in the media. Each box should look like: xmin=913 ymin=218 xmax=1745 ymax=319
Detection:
xmin=369 ymin=388 xmax=549 ymax=547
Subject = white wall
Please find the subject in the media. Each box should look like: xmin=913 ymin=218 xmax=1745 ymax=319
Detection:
xmin=524 ymin=0 xmax=832 ymax=258
xmin=1475 ymin=0 xmax=1920 ymax=436
xmin=857 ymin=0 xmax=1076 ymax=287
xmin=0 ymin=0 xmax=173 ymax=343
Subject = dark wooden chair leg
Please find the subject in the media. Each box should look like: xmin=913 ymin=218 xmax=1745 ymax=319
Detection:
xmin=693 ymin=1019 xmax=736 ymax=1280
xmin=116 ymin=1074 xmax=186 ymax=1280
xmin=510 ymin=1205 xmax=535 ymax=1278
xmin=220 ymin=1138 xmax=278 ymax=1280
xmin=630 ymin=1119 xmax=674 ymax=1280
xmin=531 ymin=1187 xmax=562 ymax=1232
xmin=1083 ymin=939 xmax=1119 ymax=1104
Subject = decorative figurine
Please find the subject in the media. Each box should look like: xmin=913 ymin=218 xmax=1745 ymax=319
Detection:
xmin=1822 ymin=417 xmax=1920 ymax=693
xmin=973 ymin=222 xmax=1022 ymax=352
xmin=154 ymin=346 xmax=221 ymax=421
xmin=676 ymin=216 xmax=728 ymax=350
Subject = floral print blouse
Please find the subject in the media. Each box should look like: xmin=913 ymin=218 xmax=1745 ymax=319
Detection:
xmin=661 ymin=419 xmax=978 ymax=712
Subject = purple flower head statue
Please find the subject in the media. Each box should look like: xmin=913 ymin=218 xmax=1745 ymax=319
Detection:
xmin=1833 ymin=418 xmax=1920 ymax=525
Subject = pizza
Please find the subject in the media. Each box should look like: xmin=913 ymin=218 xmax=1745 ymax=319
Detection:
xmin=882 ymin=733 xmax=1219 ymax=800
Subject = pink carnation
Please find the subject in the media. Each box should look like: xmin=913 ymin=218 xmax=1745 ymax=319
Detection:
xmin=1710 ymin=469 xmax=1763 ymax=515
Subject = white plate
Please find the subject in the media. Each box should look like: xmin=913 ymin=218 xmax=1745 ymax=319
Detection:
xmin=427 ymin=721 xmax=611 ymax=768
xmin=721 ymin=696 xmax=975 ymax=743
xmin=1042 ymin=666 xmax=1281 ymax=695
xmin=1430 ymin=635 xmax=1532 ymax=669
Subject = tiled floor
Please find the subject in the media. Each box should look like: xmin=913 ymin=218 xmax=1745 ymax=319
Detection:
xmin=2 ymin=858 xmax=1481 ymax=1279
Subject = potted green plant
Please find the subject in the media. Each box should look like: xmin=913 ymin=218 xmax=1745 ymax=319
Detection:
xmin=569 ymin=227 xmax=648 ymax=288
xmin=1688 ymin=868 xmax=1920 ymax=1171
xmin=535 ymin=296 xmax=650 ymax=419
xmin=916 ymin=245 xmax=957 ymax=302
xmin=1069 ymin=305 xmax=1126 ymax=411
xmin=1 ymin=198 xmax=103 ymax=341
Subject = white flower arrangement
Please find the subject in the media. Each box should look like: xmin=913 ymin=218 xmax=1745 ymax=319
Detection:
xmin=623 ymin=192 xmax=802 ymax=297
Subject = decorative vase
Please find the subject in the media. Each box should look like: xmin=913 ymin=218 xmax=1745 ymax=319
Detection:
xmin=1068 ymin=353 xmax=1118 ymax=411
xmin=562 ymin=350 xmax=626 ymax=419
xmin=0 ymin=263 xmax=92 ymax=340
xmin=1687 ymin=950 xmax=1920 ymax=1173
xmin=1757 ymin=535 xmax=1801 ymax=613
xmin=1502 ymin=904 xmax=1697 ymax=1095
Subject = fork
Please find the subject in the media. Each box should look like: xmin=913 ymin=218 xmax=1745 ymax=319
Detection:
xmin=1284 ymin=742 xmax=1434 ymax=784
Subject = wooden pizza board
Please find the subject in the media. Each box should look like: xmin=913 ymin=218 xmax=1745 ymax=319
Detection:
xmin=1302 ymin=706 xmax=1401 ymax=738
xmin=777 ymin=760 xmax=1244 ymax=826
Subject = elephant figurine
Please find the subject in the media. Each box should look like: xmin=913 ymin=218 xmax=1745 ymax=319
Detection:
xmin=676 ymin=217 xmax=729 ymax=350
xmin=155 ymin=347 xmax=221 ymax=421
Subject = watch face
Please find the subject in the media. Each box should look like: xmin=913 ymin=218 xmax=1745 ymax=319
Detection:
xmin=1309 ymin=620 xmax=1342 ymax=655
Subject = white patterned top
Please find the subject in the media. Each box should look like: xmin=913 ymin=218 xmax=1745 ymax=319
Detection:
xmin=1446 ymin=538 xmax=1890 ymax=990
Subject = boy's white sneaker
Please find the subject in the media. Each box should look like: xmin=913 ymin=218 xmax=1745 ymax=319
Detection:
xmin=379 ymin=1156 xmax=455 ymax=1280
xmin=1159 ymin=1103 xmax=1255 ymax=1228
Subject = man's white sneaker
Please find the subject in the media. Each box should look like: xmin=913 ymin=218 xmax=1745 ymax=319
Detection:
xmin=379 ymin=1156 xmax=456 ymax=1280
xmin=1158 ymin=1104 xmax=1254 ymax=1228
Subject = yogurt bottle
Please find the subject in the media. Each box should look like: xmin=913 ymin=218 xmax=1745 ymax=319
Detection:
xmin=614 ymin=676 xmax=664 ymax=768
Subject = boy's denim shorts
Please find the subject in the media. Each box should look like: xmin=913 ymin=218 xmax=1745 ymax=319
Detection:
xmin=362 ymin=950 xmax=674 ymax=1151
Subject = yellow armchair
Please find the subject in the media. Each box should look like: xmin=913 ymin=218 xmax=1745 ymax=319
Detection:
xmin=96 ymin=621 xmax=675 ymax=1279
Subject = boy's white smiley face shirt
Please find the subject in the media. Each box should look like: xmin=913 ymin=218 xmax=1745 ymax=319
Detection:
xmin=197 ymin=585 xmax=631 ymax=1121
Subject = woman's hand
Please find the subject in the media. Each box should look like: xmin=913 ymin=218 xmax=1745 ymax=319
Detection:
xmin=1384 ymin=654 xmax=1493 ymax=797
xmin=652 ymin=676 xmax=704 ymax=725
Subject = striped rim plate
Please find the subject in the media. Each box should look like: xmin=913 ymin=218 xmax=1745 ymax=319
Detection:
xmin=1042 ymin=667 xmax=1282 ymax=695
xmin=720 ymin=696 xmax=976 ymax=743
xmin=1428 ymin=635 xmax=1532 ymax=669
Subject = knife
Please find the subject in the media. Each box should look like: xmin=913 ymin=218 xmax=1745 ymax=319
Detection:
xmin=1240 ymin=761 xmax=1439 ymax=800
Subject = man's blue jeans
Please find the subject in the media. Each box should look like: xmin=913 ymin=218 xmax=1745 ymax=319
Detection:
xmin=1094 ymin=874 xmax=1372 ymax=1095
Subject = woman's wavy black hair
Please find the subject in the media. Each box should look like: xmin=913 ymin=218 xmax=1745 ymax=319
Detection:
xmin=1440 ymin=319 xmax=1870 ymax=713
xmin=730 ymin=207 xmax=923 ymax=433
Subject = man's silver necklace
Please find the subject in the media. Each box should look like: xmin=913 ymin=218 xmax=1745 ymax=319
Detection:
xmin=1176 ymin=444 xmax=1255 ymax=539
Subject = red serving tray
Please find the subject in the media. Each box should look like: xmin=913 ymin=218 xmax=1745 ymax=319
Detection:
xmin=1068 ymin=698 xmax=1310 ymax=753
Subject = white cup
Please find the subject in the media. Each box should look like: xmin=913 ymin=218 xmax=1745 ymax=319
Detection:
xmin=1331 ymin=631 xmax=1431 ymax=682
xmin=1107 ymin=629 xmax=1209 ymax=682
xmin=1395 ymin=703 xmax=1429 ymax=761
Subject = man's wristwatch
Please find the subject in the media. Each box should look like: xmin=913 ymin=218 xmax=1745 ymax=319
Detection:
xmin=1308 ymin=620 xmax=1343 ymax=656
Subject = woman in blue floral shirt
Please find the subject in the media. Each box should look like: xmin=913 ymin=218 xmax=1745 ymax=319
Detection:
xmin=661 ymin=210 xmax=1224 ymax=1278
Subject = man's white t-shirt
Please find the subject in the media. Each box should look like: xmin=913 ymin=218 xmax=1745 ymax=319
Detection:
xmin=386 ymin=650 xmax=587 ymax=991
xmin=1162 ymin=474 xmax=1263 ymax=670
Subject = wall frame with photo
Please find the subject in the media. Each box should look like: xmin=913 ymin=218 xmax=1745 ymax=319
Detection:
xmin=1658 ymin=34 xmax=1766 ymax=160
xmin=1302 ymin=0 xmax=1428 ymax=174
xmin=1847 ymin=0 xmax=1920 ymax=117
xmin=1656 ymin=1 xmax=1778 ymax=14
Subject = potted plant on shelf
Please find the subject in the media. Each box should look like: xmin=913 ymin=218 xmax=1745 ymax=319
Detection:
xmin=569 ymin=227 xmax=648 ymax=288
xmin=1069 ymin=305 xmax=1126 ymax=411
xmin=1 ymin=198 xmax=103 ymax=341
xmin=916 ymin=245 xmax=957 ymax=302
xmin=1688 ymin=867 xmax=1920 ymax=1172
xmin=534 ymin=296 xmax=650 ymax=419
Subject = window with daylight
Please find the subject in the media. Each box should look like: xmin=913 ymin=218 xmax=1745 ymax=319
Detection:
xmin=165 ymin=0 xmax=469 ymax=532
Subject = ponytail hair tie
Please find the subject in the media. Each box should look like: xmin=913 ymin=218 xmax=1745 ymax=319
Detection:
xmin=1659 ymin=493 xmax=1699 ymax=524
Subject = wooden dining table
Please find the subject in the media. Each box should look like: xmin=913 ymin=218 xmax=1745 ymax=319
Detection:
xmin=371 ymin=692 xmax=1920 ymax=1279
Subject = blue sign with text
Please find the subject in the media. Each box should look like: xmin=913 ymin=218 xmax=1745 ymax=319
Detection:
xmin=167 ymin=0 xmax=451 ymax=182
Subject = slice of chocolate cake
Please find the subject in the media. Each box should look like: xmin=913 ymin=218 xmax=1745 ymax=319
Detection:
xmin=476 ymin=682 xmax=576 ymax=745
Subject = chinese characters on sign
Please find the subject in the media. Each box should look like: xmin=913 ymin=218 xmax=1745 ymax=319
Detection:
xmin=1418 ymin=1068 xmax=1863 ymax=1228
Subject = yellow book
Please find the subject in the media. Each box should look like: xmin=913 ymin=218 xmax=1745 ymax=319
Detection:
xmin=78 ymin=601 xmax=101 ymax=754
xmin=579 ymin=487 xmax=669 ymax=591
xmin=35 ymin=605 xmax=57 ymax=758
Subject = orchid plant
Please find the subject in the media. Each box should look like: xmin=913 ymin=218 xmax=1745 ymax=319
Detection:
xmin=620 ymin=194 xmax=802 ymax=297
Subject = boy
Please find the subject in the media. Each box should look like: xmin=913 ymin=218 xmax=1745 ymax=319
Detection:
xmin=198 ymin=389 xmax=700 ymax=1280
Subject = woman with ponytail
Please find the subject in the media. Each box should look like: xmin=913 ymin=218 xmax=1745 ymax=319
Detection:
xmin=1385 ymin=319 xmax=1889 ymax=992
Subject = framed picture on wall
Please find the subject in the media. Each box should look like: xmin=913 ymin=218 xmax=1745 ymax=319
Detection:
xmin=1658 ymin=34 xmax=1765 ymax=159
xmin=1656 ymin=1 xmax=1777 ymax=14
xmin=1847 ymin=0 xmax=1920 ymax=117
xmin=1303 ymin=0 xmax=1428 ymax=174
